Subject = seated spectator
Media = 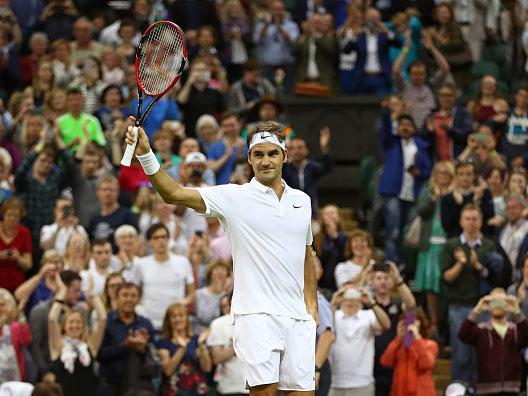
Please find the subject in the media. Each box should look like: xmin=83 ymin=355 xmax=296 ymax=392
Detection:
xmin=70 ymin=17 xmax=102 ymax=66
xmin=283 ymin=127 xmax=332 ymax=219
xmin=342 ymin=7 xmax=401 ymax=95
xmin=442 ymin=204 xmax=499 ymax=384
xmin=227 ymin=60 xmax=276 ymax=120
xmin=20 ymin=32 xmax=49 ymax=88
xmin=63 ymin=233 xmax=90 ymax=273
xmin=47 ymin=275 xmax=106 ymax=396
xmin=369 ymin=262 xmax=416 ymax=396
xmin=80 ymin=240 xmax=114 ymax=297
xmin=0 ymin=288 xmax=32 ymax=383
xmin=499 ymin=85 xmax=528 ymax=167
xmin=188 ymin=232 xmax=212 ymax=289
xmin=420 ymin=83 xmax=473 ymax=161
xmin=157 ymin=303 xmax=212 ymax=396
xmin=30 ymin=60 xmax=55 ymax=109
xmin=132 ymin=224 xmax=195 ymax=330
xmin=329 ymin=286 xmax=391 ymax=396
xmin=458 ymin=130 xmax=507 ymax=179
xmin=507 ymin=167 xmax=528 ymax=199
xmin=29 ymin=271 xmax=83 ymax=381
xmin=414 ymin=161 xmax=455 ymax=333
xmin=0 ymin=197 xmax=32 ymax=292
xmin=380 ymin=308 xmax=438 ymax=396
xmin=499 ymin=194 xmax=528 ymax=281
xmin=57 ymin=87 xmax=106 ymax=152
xmin=179 ymin=153 xmax=209 ymax=238
xmin=152 ymin=128 xmax=180 ymax=180
xmin=43 ymin=88 xmax=68 ymax=123
xmin=459 ymin=289 xmax=528 ymax=395
xmin=207 ymin=292 xmax=248 ymax=396
xmin=293 ymin=13 xmax=339 ymax=94
xmin=100 ymin=46 xmax=124 ymax=86
xmin=98 ymin=282 xmax=156 ymax=396
xmin=101 ymin=273 xmax=125 ymax=313
xmin=253 ymin=0 xmax=300 ymax=93
xmin=115 ymin=19 xmax=140 ymax=65
xmin=194 ymin=260 xmax=231 ymax=334
xmin=441 ymin=159 xmax=494 ymax=238
xmin=127 ymin=94 xmax=181 ymax=141
xmin=334 ymin=229 xmax=373 ymax=289
xmin=485 ymin=167 xmax=507 ymax=227
xmin=95 ymin=85 xmax=128 ymax=135
xmin=71 ymin=56 xmax=105 ymax=115
xmin=195 ymin=114 xmax=220 ymax=155
xmin=172 ymin=137 xmax=216 ymax=186
xmin=87 ymin=175 xmax=139 ymax=251
xmin=467 ymin=75 xmax=509 ymax=128
xmin=244 ymin=96 xmax=295 ymax=142
xmin=509 ymin=256 xmax=528 ymax=316
xmin=113 ymin=225 xmax=141 ymax=282
xmin=207 ymin=111 xmax=247 ymax=185
xmin=221 ymin=0 xmax=252 ymax=82
xmin=378 ymin=113 xmax=432 ymax=263
xmin=40 ymin=198 xmax=87 ymax=255
xmin=177 ymin=60 xmax=225 ymax=138
xmin=188 ymin=25 xmax=220 ymax=62
xmin=15 ymin=250 xmax=64 ymax=316
xmin=18 ymin=109 xmax=45 ymax=155
xmin=50 ymin=39 xmax=80 ymax=89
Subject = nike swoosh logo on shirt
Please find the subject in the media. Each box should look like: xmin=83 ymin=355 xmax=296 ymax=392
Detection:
xmin=293 ymin=205 xmax=302 ymax=209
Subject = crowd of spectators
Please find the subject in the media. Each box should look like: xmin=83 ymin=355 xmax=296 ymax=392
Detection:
xmin=2 ymin=0 xmax=528 ymax=396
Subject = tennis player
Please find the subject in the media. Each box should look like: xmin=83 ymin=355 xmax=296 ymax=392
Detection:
xmin=125 ymin=117 xmax=318 ymax=396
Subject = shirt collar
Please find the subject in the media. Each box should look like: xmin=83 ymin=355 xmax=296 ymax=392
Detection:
xmin=249 ymin=177 xmax=290 ymax=195
xmin=460 ymin=233 xmax=482 ymax=248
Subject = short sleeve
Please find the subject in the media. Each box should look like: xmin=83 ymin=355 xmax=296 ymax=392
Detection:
xmin=306 ymin=215 xmax=313 ymax=245
xmin=367 ymin=309 xmax=383 ymax=335
xmin=316 ymin=297 xmax=333 ymax=336
xmin=206 ymin=318 xmax=227 ymax=346
xmin=197 ymin=184 xmax=233 ymax=218
xmin=183 ymin=257 xmax=195 ymax=285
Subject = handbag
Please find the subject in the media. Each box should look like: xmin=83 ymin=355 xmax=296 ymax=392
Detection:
xmin=403 ymin=216 xmax=422 ymax=249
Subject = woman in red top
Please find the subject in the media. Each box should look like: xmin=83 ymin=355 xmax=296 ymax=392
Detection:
xmin=380 ymin=308 xmax=438 ymax=396
xmin=0 ymin=197 xmax=32 ymax=292
xmin=467 ymin=75 xmax=509 ymax=128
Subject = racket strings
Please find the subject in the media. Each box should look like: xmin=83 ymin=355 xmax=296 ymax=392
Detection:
xmin=138 ymin=24 xmax=184 ymax=95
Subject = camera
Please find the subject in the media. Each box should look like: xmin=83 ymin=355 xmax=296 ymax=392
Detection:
xmin=62 ymin=205 xmax=74 ymax=217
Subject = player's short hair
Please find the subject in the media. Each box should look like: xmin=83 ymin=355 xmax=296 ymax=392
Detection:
xmin=246 ymin=121 xmax=286 ymax=149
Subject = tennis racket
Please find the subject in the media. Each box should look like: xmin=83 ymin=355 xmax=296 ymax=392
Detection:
xmin=121 ymin=20 xmax=187 ymax=166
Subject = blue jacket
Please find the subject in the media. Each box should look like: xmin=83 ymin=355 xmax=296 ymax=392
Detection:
xmin=378 ymin=113 xmax=432 ymax=198
xmin=343 ymin=32 xmax=401 ymax=94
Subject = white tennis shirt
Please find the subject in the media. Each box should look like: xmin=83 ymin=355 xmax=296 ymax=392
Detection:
xmin=198 ymin=178 xmax=313 ymax=320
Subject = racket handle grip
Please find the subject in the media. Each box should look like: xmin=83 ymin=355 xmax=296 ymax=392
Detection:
xmin=121 ymin=126 xmax=138 ymax=167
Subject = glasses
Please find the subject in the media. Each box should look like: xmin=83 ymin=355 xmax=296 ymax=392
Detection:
xmin=150 ymin=234 xmax=168 ymax=240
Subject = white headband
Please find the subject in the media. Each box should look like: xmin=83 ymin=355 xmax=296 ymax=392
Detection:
xmin=249 ymin=132 xmax=286 ymax=151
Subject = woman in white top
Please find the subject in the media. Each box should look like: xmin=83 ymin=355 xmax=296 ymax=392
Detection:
xmin=334 ymin=229 xmax=375 ymax=288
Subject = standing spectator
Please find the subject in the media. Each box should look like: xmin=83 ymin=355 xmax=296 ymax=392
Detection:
xmin=127 ymin=96 xmax=180 ymax=141
xmin=378 ymin=113 xmax=432 ymax=263
xmin=414 ymin=161 xmax=455 ymax=332
xmin=115 ymin=19 xmax=140 ymax=65
xmin=157 ymin=303 xmax=212 ymax=396
xmin=35 ymin=0 xmax=77 ymax=43
xmin=63 ymin=233 xmax=90 ymax=273
xmin=19 ymin=32 xmax=49 ymax=88
xmin=207 ymin=112 xmax=247 ymax=185
xmin=132 ymin=223 xmax=195 ymax=330
xmin=459 ymin=288 xmax=528 ymax=395
xmin=314 ymin=204 xmax=348 ymax=294
xmin=177 ymin=60 xmax=225 ymax=138
xmin=29 ymin=270 xmax=83 ymax=381
xmin=442 ymin=204 xmax=497 ymax=384
xmin=508 ymin=256 xmax=528 ymax=317
xmin=293 ymin=13 xmax=339 ymax=94
xmin=101 ymin=273 xmax=125 ymax=312
xmin=333 ymin=229 xmax=374 ymax=289
xmin=97 ymin=282 xmax=157 ymax=396
xmin=420 ymin=83 xmax=473 ymax=161
xmin=50 ymin=39 xmax=80 ymax=88
xmin=370 ymin=262 xmax=417 ymax=396
xmin=113 ymin=225 xmax=141 ymax=282
xmin=499 ymin=85 xmax=528 ymax=166
xmin=195 ymin=114 xmax=220 ymax=155
xmin=283 ymin=127 xmax=333 ymax=219
xmin=40 ymin=198 xmax=87 ymax=255
xmin=14 ymin=250 xmax=63 ymax=316
xmin=227 ymin=60 xmax=277 ymax=119
xmin=329 ymin=286 xmax=391 ymax=396
xmin=95 ymin=85 xmax=128 ymax=135
xmin=467 ymin=75 xmax=509 ymax=127
xmin=0 ymin=288 xmax=31 ymax=383
xmin=87 ymin=175 xmax=139 ymax=251
xmin=221 ymin=0 xmax=252 ymax=82
xmin=57 ymin=87 xmax=106 ymax=152
xmin=341 ymin=8 xmax=401 ymax=95
xmin=253 ymin=0 xmax=300 ymax=93
xmin=152 ymin=129 xmax=180 ymax=180
xmin=80 ymin=240 xmax=114 ymax=297
xmin=440 ymin=160 xmax=494 ymax=238
xmin=499 ymin=194 xmax=528 ymax=281
xmin=450 ymin=0 xmax=490 ymax=62
xmin=380 ymin=308 xmax=438 ymax=396
xmin=485 ymin=167 xmax=507 ymax=227
xmin=507 ymin=167 xmax=528 ymax=198
xmin=47 ymin=275 xmax=106 ymax=396
xmin=207 ymin=293 xmax=249 ymax=396
xmin=70 ymin=17 xmax=102 ymax=66
xmin=337 ymin=5 xmax=362 ymax=95
xmin=194 ymin=260 xmax=231 ymax=334
xmin=30 ymin=60 xmax=55 ymax=109
xmin=167 ymin=0 xmax=220 ymax=42
xmin=0 ymin=197 xmax=32 ymax=292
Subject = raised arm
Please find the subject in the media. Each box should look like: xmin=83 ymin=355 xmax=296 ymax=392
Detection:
xmin=124 ymin=118 xmax=206 ymax=213
xmin=87 ymin=295 xmax=107 ymax=356
xmin=48 ymin=273 xmax=66 ymax=360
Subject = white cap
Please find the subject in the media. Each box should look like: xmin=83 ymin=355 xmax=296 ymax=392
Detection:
xmin=343 ymin=288 xmax=361 ymax=300
xmin=184 ymin=152 xmax=207 ymax=165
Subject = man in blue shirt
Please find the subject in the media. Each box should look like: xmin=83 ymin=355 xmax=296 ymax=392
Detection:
xmin=98 ymin=282 xmax=156 ymax=396
xmin=207 ymin=111 xmax=247 ymax=184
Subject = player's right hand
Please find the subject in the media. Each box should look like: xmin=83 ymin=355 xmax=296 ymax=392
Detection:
xmin=125 ymin=116 xmax=151 ymax=156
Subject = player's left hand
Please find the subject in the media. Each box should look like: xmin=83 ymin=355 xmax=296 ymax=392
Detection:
xmin=309 ymin=307 xmax=319 ymax=327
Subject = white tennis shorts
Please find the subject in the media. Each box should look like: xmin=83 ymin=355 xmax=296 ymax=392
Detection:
xmin=232 ymin=313 xmax=316 ymax=391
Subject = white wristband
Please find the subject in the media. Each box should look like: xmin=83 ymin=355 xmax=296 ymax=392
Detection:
xmin=136 ymin=149 xmax=160 ymax=176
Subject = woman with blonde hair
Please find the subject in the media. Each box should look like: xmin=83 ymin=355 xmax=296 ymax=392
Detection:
xmin=157 ymin=303 xmax=212 ymax=396
xmin=414 ymin=160 xmax=455 ymax=333
xmin=48 ymin=273 xmax=106 ymax=396
xmin=334 ymin=228 xmax=375 ymax=288
xmin=0 ymin=288 xmax=31 ymax=383
xmin=63 ymin=233 xmax=90 ymax=273
xmin=31 ymin=60 xmax=55 ymax=108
